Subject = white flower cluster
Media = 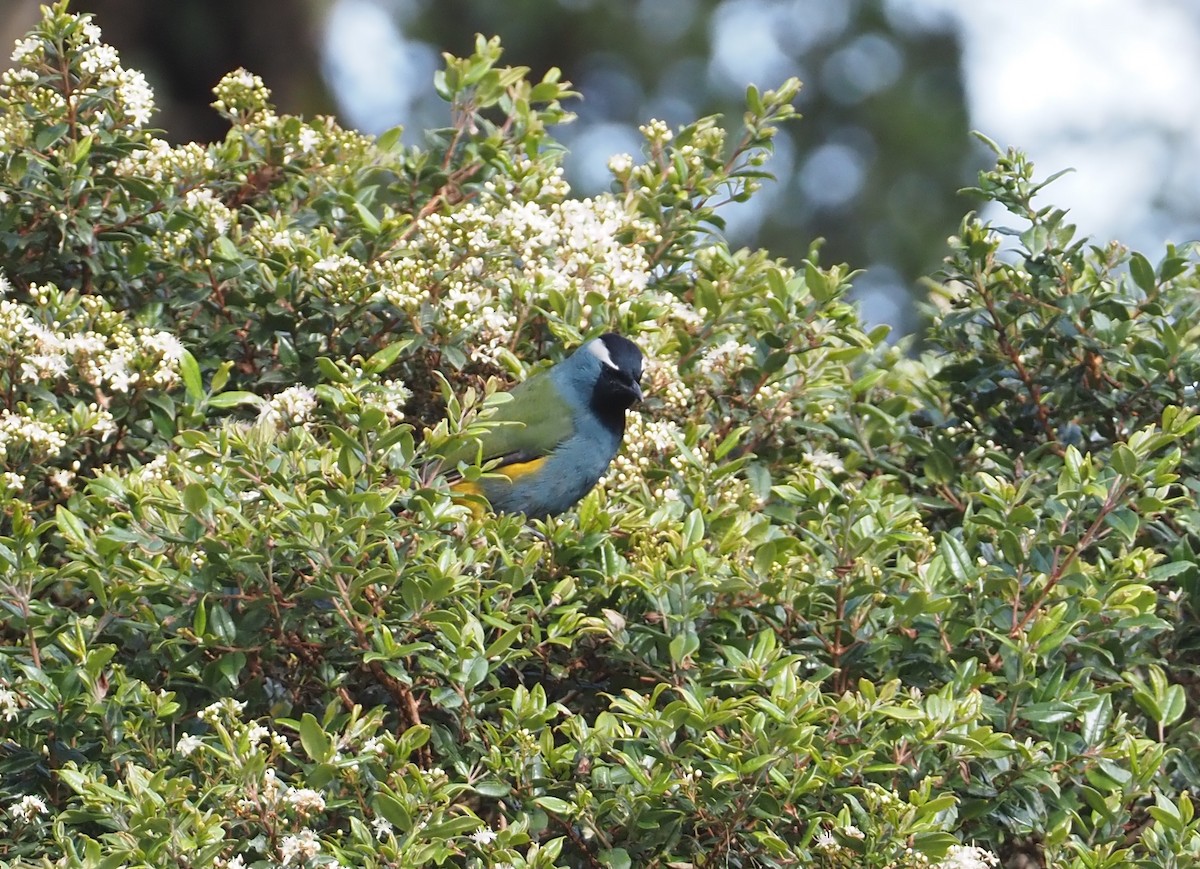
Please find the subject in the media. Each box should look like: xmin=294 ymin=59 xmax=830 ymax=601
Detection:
xmin=279 ymin=829 xmax=321 ymax=866
xmin=284 ymin=787 xmax=326 ymax=816
xmin=184 ymin=188 xmax=235 ymax=237
xmin=371 ymin=167 xmax=657 ymax=362
xmin=199 ymin=697 xmax=247 ymax=725
xmin=936 ymin=845 xmax=1000 ymax=869
xmin=175 ymin=733 xmax=203 ymax=757
xmin=644 ymin=358 xmax=692 ymax=413
xmin=363 ymin=378 xmax=411 ymax=423
xmin=112 ymin=138 xmax=216 ymax=184
xmin=311 ymin=253 xmax=371 ymax=304
xmin=0 ymin=280 xmax=183 ymax=401
xmin=814 ymin=824 xmax=865 ymax=856
xmin=639 ymin=118 xmax=674 ymax=146
xmin=698 ymin=337 xmax=756 ymax=375
xmin=132 ymin=454 xmax=170 ymax=485
xmin=0 ymin=678 xmax=22 ymax=721
xmin=7 ymin=14 xmax=154 ymax=130
xmin=211 ymin=68 xmax=272 ymax=120
xmin=97 ymin=66 xmax=155 ymax=129
xmin=264 ymin=385 xmax=319 ymax=428
xmin=0 ymin=105 xmax=28 ymax=152
xmin=124 ymin=183 xmax=236 ymax=261
xmin=0 ymin=411 xmax=68 ymax=463
xmin=606 ymin=414 xmax=682 ymax=488
xmin=814 ymin=827 xmax=999 ymax=869
xmin=10 ymin=36 xmax=41 ymax=64
xmin=9 ymin=794 xmax=48 ymax=823
xmin=607 ymin=153 xmax=634 ymax=176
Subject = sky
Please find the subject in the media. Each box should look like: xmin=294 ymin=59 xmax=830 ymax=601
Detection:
xmin=940 ymin=0 xmax=1200 ymax=255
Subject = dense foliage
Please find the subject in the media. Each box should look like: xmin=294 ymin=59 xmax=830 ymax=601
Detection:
xmin=2 ymin=5 xmax=1200 ymax=867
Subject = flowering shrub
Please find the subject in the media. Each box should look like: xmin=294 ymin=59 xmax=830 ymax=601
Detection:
xmin=3 ymin=4 xmax=1200 ymax=868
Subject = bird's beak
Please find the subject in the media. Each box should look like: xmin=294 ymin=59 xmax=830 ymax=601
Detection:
xmin=632 ymin=382 xmax=644 ymax=403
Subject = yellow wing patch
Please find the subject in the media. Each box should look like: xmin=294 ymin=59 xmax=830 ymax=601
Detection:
xmin=449 ymin=456 xmax=549 ymax=516
xmin=450 ymin=479 xmax=483 ymax=497
xmin=494 ymin=456 xmax=549 ymax=482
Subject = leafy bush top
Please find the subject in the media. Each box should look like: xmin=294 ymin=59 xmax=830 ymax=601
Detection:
xmin=2 ymin=5 xmax=1200 ymax=868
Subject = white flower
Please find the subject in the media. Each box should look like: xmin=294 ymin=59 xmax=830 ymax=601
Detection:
xmin=698 ymin=338 xmax=755 ymax=375
xmin=199 ymin=697 xmax=246 ymax=724
xmin=371 ymin=815 xmax=393 ymax=841
xmin=79 ymin=44 xmax=119 ymax=74
xmin=98 ymin=348 xmax=136 ymax=392
xmin=10 ymin=794 xmax=48 ymax=823
xmin=117 ymin=69 xmax=155 ymax=127
xmin=607 ymin=153 xmax=634 ymax=174
xmin=267 ymin=385 xmax=318 ymax=426
xmin=936 ymin=845 xmax=1001 ymax=869
xmin=0 ymin=686 xmax=21 ymax=721
xmin=285 ymin=787 xmax=326 ymax=814
xmin=805 ymin=449 xmax=845 ymax=474
xmin=278 ymin=829 xmax=321 ymax=865
xmin=470 ymin=826 xmax=498 ymax=846
xmin=639 ymin=118 xmax=674 ymax=143
xmin=11 ymin=37 xmax=40 ymax=63
xmin=297 ymin=126 xmax=321 ymax=152
xmin=175 ymin=734 xmax=203 ymax=756
xmin=814 ymin=829 xmax=838 ymax=852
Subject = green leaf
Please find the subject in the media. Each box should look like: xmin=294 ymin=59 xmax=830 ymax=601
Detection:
xmin=207 ymin=391 xmax=262 ymax=409
xmin=317 ymin=356 xmax=345 ymax=382
xmin=182 ymin=483 xmax=209 ymax=515
xmin=352 ymin=200 xmax=381 ymax=234
xmin=534 ymin=796 xmax=573 ymax=814
xmin=374 ymin=794 xmax=412 ymax=831
xmin=1110 ymin=443 xmax=1138 ymax=477
xmin=207 ymin=602 xmax=236 ymax=643
xmin=472 ymin=780 xmax=511 ymax=798
xmin=1104 ymin=508 xmax=1138 ymax=544
xmin=299 ymin=713 xmax=332 ymax=762
xmin=212 ymin=236 xmax=239 ymax=261
xmin=599 ymin=848 xmax=632 ymax=869
xmin=366 ymin=339 xmax=414 ymax=373
xmin=180 ymin=349 xmax=203 ymax=403
xmin=939 ymin=533 xmax=973 ymax=583
xmin=56 ymin=505 xmax=88 ymax=548
xmin=1129 ymin=252 xmax=1155 ymax=292
xmin=1079 ymin=695 xmax=1112 ymax=746
xmin=1159 ymin=684 xmax=1186 ymax=727
xmin=925 ymin=449 xmax=954 ymax=484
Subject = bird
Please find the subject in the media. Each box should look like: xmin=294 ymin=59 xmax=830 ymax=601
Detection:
xmin=444 ymin=333 xmax=644 ymax=518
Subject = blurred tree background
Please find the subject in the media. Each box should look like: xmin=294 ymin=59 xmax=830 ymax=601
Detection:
xmin=3 ymin=0 xmax=979 ymax=333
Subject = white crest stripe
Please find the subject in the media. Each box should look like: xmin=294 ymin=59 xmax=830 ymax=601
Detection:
xmin=586 ymin=338 xmax=619 ymax=369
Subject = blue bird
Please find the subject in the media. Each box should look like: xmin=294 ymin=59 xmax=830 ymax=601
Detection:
xmin=447 ymin=333 xmax=644 ymax=518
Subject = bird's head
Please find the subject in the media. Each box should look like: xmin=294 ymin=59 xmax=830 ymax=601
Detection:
xmin=583 ymin=332 xmax=644 ymax=413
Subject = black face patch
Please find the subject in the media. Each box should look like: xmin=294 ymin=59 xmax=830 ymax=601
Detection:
xmin=590 ymin=334 xmax=644 ymax=435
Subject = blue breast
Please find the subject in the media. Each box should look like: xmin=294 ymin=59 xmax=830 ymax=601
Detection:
xmin=481 ymin=351 xmax=624 ymax=518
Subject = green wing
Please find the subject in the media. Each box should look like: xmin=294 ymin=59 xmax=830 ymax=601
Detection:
xmin=444 ymin=373 xmax=575 ymax=468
